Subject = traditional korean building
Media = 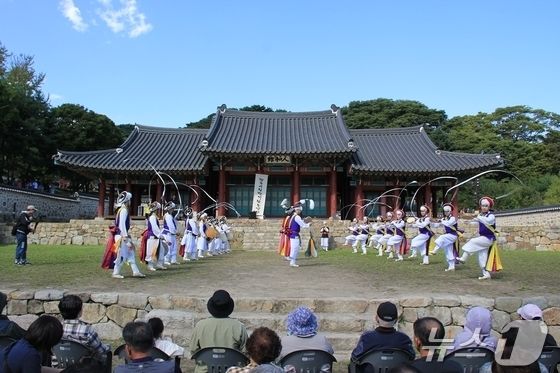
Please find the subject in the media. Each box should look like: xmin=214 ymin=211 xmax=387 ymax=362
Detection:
xmin=54 ymin=105 xmax=502 ymax=219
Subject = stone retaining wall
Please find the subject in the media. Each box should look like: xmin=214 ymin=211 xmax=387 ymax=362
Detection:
xmin=2 ymin=289 xmax=560 ymax=359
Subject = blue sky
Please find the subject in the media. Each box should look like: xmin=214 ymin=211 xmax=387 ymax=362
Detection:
xmin=1 ymin=0 xmax=559 ymax=127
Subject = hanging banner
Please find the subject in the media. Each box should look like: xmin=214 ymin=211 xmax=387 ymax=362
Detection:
xmin=251 ymin=174 xmax=269 ymax=219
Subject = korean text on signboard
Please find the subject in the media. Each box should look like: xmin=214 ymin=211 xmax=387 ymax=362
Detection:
xmin=264 ymin=155 xmax=292 ymax=165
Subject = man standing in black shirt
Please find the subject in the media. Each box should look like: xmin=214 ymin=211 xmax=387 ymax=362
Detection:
xmin=14 ymin=205 xmax=37 ymax=265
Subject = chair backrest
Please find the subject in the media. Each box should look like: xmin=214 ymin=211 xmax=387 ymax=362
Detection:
xmin=52 ymin=339 xmax=93 ymax=368
xmin=114 ymin=344 xmax=171 ymax=363
xmin=349 ymin=348 xmax=414 ymax=373
xmin=0 ymin=336 xmax=17 ymax=349
xmin=445 ymin=347 xmax=494 ymax=373
xmin=539 ymin=346 xmax=560 ymax=372
xmin=191 ymin=347 xmax=249 ymax=373
xmin=280 ymin=349 xmax=337 ymax=373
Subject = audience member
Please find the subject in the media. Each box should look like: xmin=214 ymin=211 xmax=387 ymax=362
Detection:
xmin=279 ymin=306 xmax=334 ymax=358
xmin=0 ymin=314 xmax=63 ymax=373
xmin=58 ymin=295 xmax=110 ymax=362
xmin=114 ymin=321 xmax=176 ymax=373
xmin=517 ymin=304 xmax=558 ymax=347
xmin=410 ymin=317 xmax=462 ymax=373
xmin=226 ymin=327 xmax=283 ymax=373
xmin=148 ymin=317 xmax=184 ymax=357
xmin=388 ymin=364 xmax=422 ymax=373
xmin=452 ymin=307 xmax=498 ymax=351
xmin=0 ymin=291 xmax=26 ymax=340
xmin=190 ymin=290 xmax=248 ymax=373
xmin=351 ymin=301 xmax=414 ymax=360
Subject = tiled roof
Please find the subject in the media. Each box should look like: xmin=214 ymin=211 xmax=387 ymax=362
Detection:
xmin=350 ymin=126 xmax=503 ymax=175
xmin=54 ymin=126 xmax=208 ymax=174
xmin=200 ymin=107 xmax=356 ymax=156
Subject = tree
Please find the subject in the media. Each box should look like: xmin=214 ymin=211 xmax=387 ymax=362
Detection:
xmin=185 ymin=105 xmax=287 ymax=129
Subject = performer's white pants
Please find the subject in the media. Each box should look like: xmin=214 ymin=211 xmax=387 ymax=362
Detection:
xmin=320 ymin=237 xmax=329 ymax=249
xmin=353 ymin=234 xmax=368 ymax=253
xmin=197 ymin=236 xmax=207 ymax=256
xmin=368 ymin=234 xmax=382 ymax=248
xmin=461 ymin=236 xmax=492 ymax=276
xmin=411 ymin=233 xmax=430 ymax=256
xmin=345 ymin=235 xmax=357 ymax=245
xmin=434 ymin=234 xmax=457 ymax=253
xmin=289 ymin=237 xmax=301 ymax=265
xmin=164 ymin=234 xmax=177 ymax=263
xmin=113 ymin=237 xmax=141 ymax=276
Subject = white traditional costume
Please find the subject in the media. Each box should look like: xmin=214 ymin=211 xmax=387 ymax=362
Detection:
xmin=319 ymin=222 xmax=330 ymax=251
xmin=112 ymin=192 xmax=144 ymax=279
xmin=377 ymin=211 xmax=394 ymax=257
xmin=287 ymin=202 xmax=310 ymax=267
xmin=344 ymin=219 xmax=359 ymax=246
xmin=432 ymin=203 xmax=460 ymax=271
xmin=162 ymin=202 xmax=179 ymax=265
xmin=368 ymin=216 xmax=384 ymax=250
xmin=146 ymin=202 xmax=168 ymax=271
xmin=353 ymin=217 xmax=369 ymax=255
xmin=387 ymin=209 xmax=406 ymax=261
xmin=409 ymin=205 xmax=434 ymax=264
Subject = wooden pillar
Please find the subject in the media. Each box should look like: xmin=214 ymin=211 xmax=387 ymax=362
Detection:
xmin=328 ymin=169 xmax=337 ymax=218
xmin=355 ymin=177 xmax=364 ymax=219
xmin=133 ymin=185 xmax=142 ymax=217
xmin=292 ymin=167 xmax=300 ymax=204
xmin=192 ymin=177 xmax=202 ymax=213
xmin=108 ymin=184 xmax=115 ymax=215
xmin=218 ymin=168 xmax=226 ymax=216
xmin=97 ymin=177 xmax=106 ymax=218
xmin=156 ymin=181 xmax=162 ymax=203
xmin=424 ymin=183 xmax=433 ymax=217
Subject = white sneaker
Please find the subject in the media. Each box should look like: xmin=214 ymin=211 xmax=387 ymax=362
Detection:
xmin=456 ymin=257 xmax=466 ymax=263
xmin=285 ymin=257 xmax=291 ymax=261
xmin=170 ymin=261 xmax=179 ymax=265
xmin=290 ymin=263 xmax=299 ymax=267
xmin=148 ymin=267 xmax=157 ymax=271
xmin=156 ymin=265 xmax=167 ymax=270
xmin=133 ymin=273 xmax=146 ymax=278
xmin=361 ymin=252 xmax=367 ymax=255
xmin=164 ymin=261 xmax=171 ymax=266
xmin=478 ymin=274 xmax=491 ymax=280
xmin=445 ymin=268 xmax=455 ymax=272
xmin=112 ymin=274 xmax=124 ymax=279
xmin=387 ymin=253 xmax=394 ymax=259
xmin=395 ymin=258 xmax=403 ymax=262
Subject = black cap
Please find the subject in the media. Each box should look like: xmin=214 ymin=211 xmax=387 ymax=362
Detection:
xmin=377 ymin=301 xmax=398 ymax=323
xmin=207 ymin=290 xmax=234 ymax=318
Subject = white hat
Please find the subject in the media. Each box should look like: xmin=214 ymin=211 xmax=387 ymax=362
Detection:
xmin=148 ymin=201 xmax=161 ymax=213
xmin=26 ymin=205 xmax=37 ymax=211
xmin=116 ymin=191 xmax=132 ymax=206
xmin=517 ymin=304 xmax=543 ymax=320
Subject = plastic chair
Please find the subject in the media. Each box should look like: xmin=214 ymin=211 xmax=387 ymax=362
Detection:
xmin=52 ymin=339 xmax=94 ymax=368
xmin=0 ymin=336 xmax=17 ymax=349
xmin=539 ymin=346 xmax=560 ymax=373
xmin=348 ymin=348 xmax=414 ymax=373
xmin=444 ymin=347 xmax=494 ymax=373
xmin=280 ymin=349 xmax=337 ymax=373
xmin=191 ymin=347 xmax=249 ymax=373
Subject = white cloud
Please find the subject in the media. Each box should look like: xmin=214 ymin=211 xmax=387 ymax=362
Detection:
xmin=97 ymin=0 xmax=153 ymax=38
xmin=59 ymin=0 xmax=88 ymax=32
xmin=49 ymin=93 xmax=64 ymax=102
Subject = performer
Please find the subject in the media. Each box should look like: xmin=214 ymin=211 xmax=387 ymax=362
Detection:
xmin=110 ymin=192 xmax=145 ymax=279
xmin=218 ymin=216 xmax=232 ymax=253
xmin=146 ymin=202 xmax=169 ymax=271
xmin=196 ymin=212 xmax=208 ymax=258
xmin=368 ymin=215 xmax=384 ymax=252
xmin=431 ymin=203 xmax=461 ymax=271
xmin=387 ymin=209 xmax=407 ymax=261
xmin=409 ymin=205 xmax=434 ymax=264
xmin=376 ymin=211 xmax=394 ymax=258
xmin=287 ymin=202 xmax=311 ymax=267
xmin=458 ymin=196 xmax=501 ymax=280
xmin=353 ymin=217 xmax=369 ymax=255
xmin=319 ymin=221 xmax=330 ymax=251
xmin=344 ymin=218 xmax=359 ymax=246
xmin=278 ymin=207 xmax=294 ymax=259
xmin=162 ymin=202 xmax=179 ymax=265
xmin=181 ymin=208 xmax=199 ymax=261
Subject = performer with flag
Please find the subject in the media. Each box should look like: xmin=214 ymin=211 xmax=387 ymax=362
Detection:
xmin=387 ymin=209 xmax=407 ymax=261
xmin=457 ymin=196 xmax=502 ymax=280
xmin=105 ymin=191 xmax=145 ymax=279
xmin=162 ymin=201 xmax=179 ymax=265
xmin=278 ymin=206 xmax=293 ymax=259
xmin=409 ymin=205 xmax=434 ymax=264
xmin=431 ymin=203 xmax=461 ymax=271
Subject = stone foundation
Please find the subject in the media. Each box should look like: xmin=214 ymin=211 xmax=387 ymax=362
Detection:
xmin=2 ymin=289 xmax=560 ymax=360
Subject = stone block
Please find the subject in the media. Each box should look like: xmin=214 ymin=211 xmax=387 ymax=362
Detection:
xmin=432 ymin=295 xmax=461 ymax=307
xmin=547 ymin=296 xmax=560 ymax=308
xmin=321 ymin=316 xmax=366 ymax=333
xmin=94 ymin=321 xmax=123 ymax=341
xmin=402 ymin=308 xmax=420 ymax=323
xmin=27 ymin=299 xmax=44 ymax=314
xmin=492 ymin=310 xmax=511 ymax=331
xmin=494 ymin=297 xmax=522 ymax=313
xmin=9 ymin=291 xmax=34 ymax=300
xmin=451 ymin=307 xmax=466 ymax=326
xmin=313 ymin=299 xmax=369 ymax=314
xmin=400 ymin=297 xmax=432 ymax=308
xmin=107 ymin=305 xmax=137 ymax=327
xmin=229 ymin=298 xmax=274 ymax=313
xmin=522 ymin=296 xmax=548 ymax=310
xmin=424 ymin=307 xmax=453 ymax=326
xmin=137 ymin=310 xmax=148 ymax=320
xmin=118 ymin=293 xmax=148 ymax=309
xmin=170 ymin=296 xmax=205 ymax=312
xmin=148 ymin=295 xmax=174 ymax=310
xmin=83 ymin=236 xmax=99 ymax=245
xmin=445 ymin=325 xmax=464 ymax=341
xmin=81 ymin=303 xmax=106 ymax=324
xmin=543 ymin=307 xmax=560 ymax=326
xmin=71 ymin=235 xmax=84 ymax=245
xmin=35 ymin=289 xmax=64 ymax=301
xmin=549 ymin=326 xmax=560 ymax=346
xmin=64 ymin=292 xmax=91 ymax=303
xmin=8 ymin=300 xmax=28 ymax=315
xmin=459 ymin=295 xmax=494 ymax=309
xmin=91 ymin=292 xmax=118 ymax=305
xmin=43 ymin=301 xmax=60 ymax=314
xmin=9 ymin=314 xmax=38 ymax=329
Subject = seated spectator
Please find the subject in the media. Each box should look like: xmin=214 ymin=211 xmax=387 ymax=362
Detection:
xmin=452 ymin=307 xmax=498 ymax=352
xmin=351 ymin=301 xmax=414 ymax=360
xmin=114 ymin=321 xmax=176 ymax=373
xmin=479 ymin=328 xmax=549 ymax=373
xmin=58 ymin=295 xmax=110 ymax=362
xmin=279 ymin=306 xmax=334 ymax=358
xmin=0 ymin=314 xmax=63 ymax=373
xmin=517 ymin=304 xmax=558 ymax=347
xmin=410 ymin=317 xmax=462 ymax=373
xmin=148 ymin=317 xmax=185 ymax=357
xmin=226 ymin=327 xmax=283 ymax=373
xmin=0 ymin=291 xmax=26 ymax=340
xmin=190 ymin=289 xmax=248 ymax=352
xmin=388 ymin=364 xmax=422 ymax=373
xmin=59 ymin=357 xmax=105 ymax=373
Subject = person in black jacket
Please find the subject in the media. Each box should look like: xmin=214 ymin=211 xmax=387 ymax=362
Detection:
xmin=0 ymin=292 xmax=26 ymax=340
xmin=14 ymin=205 xmax=37 ymax=265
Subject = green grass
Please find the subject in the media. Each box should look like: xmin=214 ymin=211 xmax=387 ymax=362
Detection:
xmin=1 ymin=244 xmax=559 ymax=298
